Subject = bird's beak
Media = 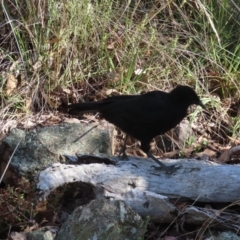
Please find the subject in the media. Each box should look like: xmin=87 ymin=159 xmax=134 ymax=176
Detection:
xmin=198 ymin=100 xmax=205 ymax=109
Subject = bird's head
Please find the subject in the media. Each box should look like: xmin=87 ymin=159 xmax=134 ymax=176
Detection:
xmin=170 ymin=85 xmax=205 ymax=109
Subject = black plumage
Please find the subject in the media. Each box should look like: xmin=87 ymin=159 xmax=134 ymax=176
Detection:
xmin=67 ymin=85 xmax=205 ymax=172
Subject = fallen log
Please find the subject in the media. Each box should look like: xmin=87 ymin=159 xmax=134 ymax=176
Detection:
xmin=37 ymin=155 xmax=240 ymax=227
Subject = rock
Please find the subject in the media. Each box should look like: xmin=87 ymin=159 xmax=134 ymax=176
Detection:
xmin=218 ymin=231 xmax=240 ymax=240
xmin=56 ymin=199 xmax=145 ymax=240
xmin=3 ymin=123 xmax=113 ymax=178
xmin=205 ymin=231 xmax=240 ymax=240
xmin=26 ymin=230 xmax=55 ymax=240
xmin=10 ymin=228 xmax=57 ymax=240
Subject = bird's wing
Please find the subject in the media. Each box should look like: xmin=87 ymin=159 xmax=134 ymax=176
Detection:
xmin=101 ymin=94 xmax=137 ymax=103
xmin=103 ymin=91 xmax=170 ymax=124
xmin=125 ymin=91 xmax=170 ymax=123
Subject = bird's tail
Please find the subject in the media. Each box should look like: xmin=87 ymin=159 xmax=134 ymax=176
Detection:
xmin=67 ymin=95 xmax=137 ymax=113
xmin=67 ymin=101 xmax=109 ymax=113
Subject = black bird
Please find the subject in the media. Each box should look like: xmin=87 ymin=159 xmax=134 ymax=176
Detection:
xmin=67 ymin=85 xmax=205 ymax=172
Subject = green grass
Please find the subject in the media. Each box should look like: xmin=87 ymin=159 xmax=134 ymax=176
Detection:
xmin=0 ymin=0 xmax=239 ymax=131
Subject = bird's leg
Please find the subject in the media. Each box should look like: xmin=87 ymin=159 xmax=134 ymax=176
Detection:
xmin=141 ymin=141 xmax=179 ymax=173
xmin=147 ymin=152 xmax=180 ymax=173
xmin=118 ymin=134 xmax=129 ymax=160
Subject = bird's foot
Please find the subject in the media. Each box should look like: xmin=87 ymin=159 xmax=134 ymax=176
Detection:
xmin=118 ymin=149 xmax=129 ymax=160
xmin=147 ymin=152 xmax=180 ymax=174
xmin=151 ymin=164 xmax=181 ymax=174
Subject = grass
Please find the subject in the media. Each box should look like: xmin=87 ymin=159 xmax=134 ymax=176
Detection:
xmin=1 ymin=1 xmax=239 ymax=99
xmin=0 ymin=0 xmax=240 ymax=238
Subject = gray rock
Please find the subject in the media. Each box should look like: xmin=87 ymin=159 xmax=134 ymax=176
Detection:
xmin=4 ymin=123 xmax=113 ymax=178
xmin=56 ymin=199 xmax=145 ymax=240
xmin=205 ymin=231 xmax=240 ymax=240
xmin=26 ymin=230 xmax=54 ymax=240
xmin=218 ymin=232 xmax=240 ymax=240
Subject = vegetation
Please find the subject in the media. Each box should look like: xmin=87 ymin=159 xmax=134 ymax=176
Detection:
xmin=1 ymin=0 xmax=239 ymax=109
xmin=0 ymin=0 xmax=240 ymax=238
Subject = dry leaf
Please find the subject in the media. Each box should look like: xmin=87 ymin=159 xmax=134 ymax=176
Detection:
xmin=64 ymin=118 xmax=81 ymax=124
xmin=195 ymin=148 xmax=216 ymax=159
xmin=228 ymin=136 xmax=240 ymax=145
xmin=105 ymin=89 xmax=119 ymax=95
xmin=1 ymin=120 xmax=18 ymax=134
xmin=22 ymin=119 xmax=36 ymax=128
xmin=24 ymin=98 xmax=32 ymax=111
xmin=164 ymin=149 xmax=180 ymax=158
xmin=32 ymin=60 xmax=42 ymax=71
xmin=62 ymin=88 xmax=71 ymax=94
xmin=5 ymin=74 xmax=18 ymax=95
xmin=9 ymin=231 xmax=27 ymax=240
xmin=106 ymin=42 xmax=115 ymax=49
xmin=217 ymin=145 xmax=240 ymax=163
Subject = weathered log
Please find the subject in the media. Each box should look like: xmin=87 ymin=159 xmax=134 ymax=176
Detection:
xmin=37 ymin=155 xmax=240 ymax=226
